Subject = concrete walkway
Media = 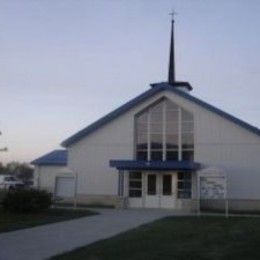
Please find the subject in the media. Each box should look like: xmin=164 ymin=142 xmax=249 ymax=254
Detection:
xmin=0 ymin=208 xmax=180 ymax=260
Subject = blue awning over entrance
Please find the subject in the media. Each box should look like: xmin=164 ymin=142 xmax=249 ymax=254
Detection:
xmin=110 ymin=160 xmax=200 ymax=171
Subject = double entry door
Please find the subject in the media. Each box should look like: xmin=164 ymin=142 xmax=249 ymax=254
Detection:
xmin=144 ymin=172 xmax=176 ymax=208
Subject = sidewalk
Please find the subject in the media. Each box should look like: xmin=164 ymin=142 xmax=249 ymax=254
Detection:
xmin=0 ymin=208 xmax=176 ymax=260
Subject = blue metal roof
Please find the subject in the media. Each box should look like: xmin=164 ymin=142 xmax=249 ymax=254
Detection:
xmin=31 ymin=150 xmax=67 ymax=166
xmin=110 ymin=160 xmax=201 ymax=171
xmin=62 ymin=82 xmax=260 ymax=147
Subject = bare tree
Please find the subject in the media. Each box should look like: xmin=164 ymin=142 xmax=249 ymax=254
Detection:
xmin=0 ymin=131 xmax=7 ymax=152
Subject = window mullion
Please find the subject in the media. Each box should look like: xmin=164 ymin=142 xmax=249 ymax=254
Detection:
xmin=162 ymin=100 xmax=166 ymax=161
xmin=178 ymin=108 xmax=182 ymax=161
xmin=147 ymin=109 xmax=151 ymax=161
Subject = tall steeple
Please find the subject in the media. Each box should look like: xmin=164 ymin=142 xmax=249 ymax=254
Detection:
xmin=168 ymin=13 xmax=175 ymax=84
xmin=151 ymin=12 xmax=193 ymax=92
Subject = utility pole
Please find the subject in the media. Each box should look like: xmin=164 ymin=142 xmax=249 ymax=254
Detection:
xmin=0 ymin=131 xmax=8 ymax=152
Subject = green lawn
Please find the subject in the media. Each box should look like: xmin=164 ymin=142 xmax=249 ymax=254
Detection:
xmin=52 ymin=216 xmax=260 ymax=260
xmin=0 ymin=208 xmax=96 ymax=233
xmin=54 ymin=202 xmax=115 ymax=209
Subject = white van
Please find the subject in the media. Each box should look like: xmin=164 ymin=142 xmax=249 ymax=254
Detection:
xmin=0 ymin=175 xmax=24 ymax=190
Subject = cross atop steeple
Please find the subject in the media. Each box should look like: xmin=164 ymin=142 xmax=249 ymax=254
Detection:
xmin=169 ymin=10 xmax=177 ymax=21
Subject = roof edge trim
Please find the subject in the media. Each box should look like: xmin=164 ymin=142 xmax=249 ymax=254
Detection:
xmin=62 ymin=83 xmax=260 ymax=147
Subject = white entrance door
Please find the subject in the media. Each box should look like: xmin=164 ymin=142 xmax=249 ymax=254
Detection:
xmin=145 ymin=174 xmax=160 ymax=208
xmin=144 ymin=172 xmax=176 ymax=208
xmin=56 ymin=177 xmax=75 ymax=198
xmin=160 ymin=173 xmax=176 ymax=208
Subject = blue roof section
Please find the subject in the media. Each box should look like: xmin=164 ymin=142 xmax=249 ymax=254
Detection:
xmin=62 ymin=82 xmax=260 ymax=147
xmin=110 ymin=160 xmax=201 ymax=171
xmin=31 ymin=150 xmax=67 ymax=166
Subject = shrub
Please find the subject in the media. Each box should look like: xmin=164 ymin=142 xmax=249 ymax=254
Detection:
xmin=2 ymin=189 xmax=52 ymax=213
xmin=0 ymin=190 xmax=8 ymax=203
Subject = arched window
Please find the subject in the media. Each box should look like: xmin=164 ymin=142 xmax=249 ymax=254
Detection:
xmin=135 ymin=98 xmax=194 ymax=161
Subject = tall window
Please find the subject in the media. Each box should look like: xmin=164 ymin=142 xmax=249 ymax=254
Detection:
xmin=147 ymin=174 xmax=157 ymax=195
xmin=165 ymin=99 xmax=179 ymax=161
xmin=150 ymin=102 xmax=163 ymax=161
xmin=135 ymin=98 xmax=194 ymax=161
xmin=163 ymin=174 xmax=172 ymax=195
xmin=177 ymin=172 xmax=192 ymax=198
xmin=182 ymin=110 xmax=194 ymax=161
xmin=136 ymin=113 xmax=148 ymax=160
xmin=129 ymin=172 xmax=142 ymax=197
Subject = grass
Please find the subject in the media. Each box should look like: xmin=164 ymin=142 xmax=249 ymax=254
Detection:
xmin=54 ymin=202 xmax=115 ymax=209
xmin=0 ymin=208 xmax=97 ymax=233
xmin=52 ymin=216 xmax=260 ymax=260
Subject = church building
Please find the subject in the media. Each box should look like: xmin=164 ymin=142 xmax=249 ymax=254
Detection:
xmin=32 ymin=18 xmax=260 ymax=212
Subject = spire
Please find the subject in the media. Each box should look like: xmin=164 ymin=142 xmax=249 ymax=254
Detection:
xmin=151 ymin=11 xmax=193 ymax=92
xmin=168 ymin=11 xmax=176 ymax=84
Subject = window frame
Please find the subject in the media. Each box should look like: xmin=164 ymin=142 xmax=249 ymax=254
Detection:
xmin=177 ymin=172 xmax=192 ymax=199
xmin=134 ymin=98 xmax=194 ymax=162
xmin=147 ymin=174 xmax=157 ymax=195
xmin=162 ymin=174 xmax=172 ymax=196
xmin=128 ymin=171 xmax=142 ymax=198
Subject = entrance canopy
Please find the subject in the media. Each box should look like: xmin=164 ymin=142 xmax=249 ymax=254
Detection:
xmin=110 ymin=160 xmax=200 ymax=171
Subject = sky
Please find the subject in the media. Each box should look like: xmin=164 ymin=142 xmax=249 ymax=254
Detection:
xmin=1 ymin=0 xmax=260 ymax=164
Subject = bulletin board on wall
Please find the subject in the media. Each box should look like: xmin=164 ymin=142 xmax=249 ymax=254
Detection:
xmin=197 ymin=167 xmax=228 ymax=217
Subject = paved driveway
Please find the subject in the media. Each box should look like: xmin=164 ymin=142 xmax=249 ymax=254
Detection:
xmin=0 ymin=208 xmax=182 ymax=260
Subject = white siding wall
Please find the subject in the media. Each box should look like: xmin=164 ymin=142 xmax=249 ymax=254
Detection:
xmin=166 ymin=92 xmax=260 ymax=200
xmin=34 ymin=165 xmax=68 ymax=193
xmin=68 ymin=90 xmax=260 ymax=200
xmin=68 ymin=93 xmax=166 ymax=196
